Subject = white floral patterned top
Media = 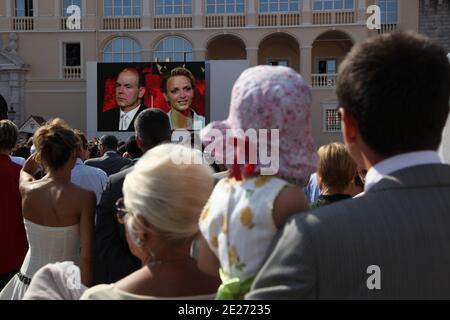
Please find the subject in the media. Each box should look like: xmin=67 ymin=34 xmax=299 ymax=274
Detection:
xmin=199 ymin=176 xmax=288 ymax=281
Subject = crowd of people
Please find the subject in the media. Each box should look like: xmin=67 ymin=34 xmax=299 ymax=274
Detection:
xmin=1 ymin=32 xmax=450 ymax=300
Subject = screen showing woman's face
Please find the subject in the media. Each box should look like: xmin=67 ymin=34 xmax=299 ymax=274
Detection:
xmin=164 ymin=75 xmax=194 ymax=113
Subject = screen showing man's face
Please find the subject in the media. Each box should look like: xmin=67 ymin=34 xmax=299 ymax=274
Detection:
xmin=164 ymin=75 xmax=194 ymax=113
xmin=115 ymin=70 xmax=144 ymax=112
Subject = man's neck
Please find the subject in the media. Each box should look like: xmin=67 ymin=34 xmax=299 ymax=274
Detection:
xmin=171 ymin=109 xmax=192 ymax=128
xmin=121 ymin=104 xmax=140 ymax=113
xmin=356 ymin=143 xmax=386 ymax=171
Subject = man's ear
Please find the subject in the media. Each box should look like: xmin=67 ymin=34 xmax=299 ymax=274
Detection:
xmin=138 ymin=87 xmax=146 ymax=99
xmin=135 ymin=136 xmax=146 ymax=152
xmin=340 ymin=108 xmax=359 ymax=145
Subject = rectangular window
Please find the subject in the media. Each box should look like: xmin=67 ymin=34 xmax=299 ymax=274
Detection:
xmin=104 ymin=0 xmax=141 ymax=16
xmin=15 ymin=0 xmax=33 ymax=17
xmin=155 ymin=0 xmax=193 ymax=15
xmin=259 ymin=0 xmax=299 ymax=13
xmin=62 ymin=0 xmax=81 ymax=16
xmin=64 ymin=43 xmax=81 ymax=66
xmin=322 ymin=103 xmax=341 ymax=132
xmin=378 ymin=0 xmax=397 ymax=23
xmin=206 ymin=0 xmax=245 ymax=14
xmin=318 ymin=59 xmax=337 ymax=74
xmin=313 ymin=0 xmax=354 ymax=10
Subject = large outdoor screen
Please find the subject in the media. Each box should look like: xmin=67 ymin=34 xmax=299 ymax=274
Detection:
xmin=97 ymin=62 xmax=206 ymax=132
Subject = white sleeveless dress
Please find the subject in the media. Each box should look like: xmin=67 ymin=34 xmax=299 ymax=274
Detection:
xmin=0 ymin=219 xmax=80 ymax=300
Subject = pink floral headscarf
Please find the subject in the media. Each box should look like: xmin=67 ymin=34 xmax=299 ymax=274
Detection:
xmin=201 ymin=65 xmax=318 ymax=180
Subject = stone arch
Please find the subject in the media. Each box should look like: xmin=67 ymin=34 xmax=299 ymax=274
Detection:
xmin=206 ymin=34 xmax=247 ymax=60
xmin=258 ymin=32 xmax=300 ymax=72
xmin=311 ymin=30 xmax=354 ymax=74
xmin=150 ymin=33 xmax=194 ymax=51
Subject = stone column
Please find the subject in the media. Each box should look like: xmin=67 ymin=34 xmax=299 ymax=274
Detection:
xmin=54 ymin=0 xmax=60 ymax=17
xmin=246 ymin=47 xmax=258 ymax=66
xmin=300 ymin=45 xmax=312 ymax=85
xmin=302 ymin=0 xmax=312 ymax=25
xmin=194 ymin=48 xmax=207 ymax=61
xmin=142 ymin=0 xmax=151 ymax=29
xmin=9 ymin=71 xmax=26 ymax=125
xmin=6 ymin=0 xmax=11 ymax=17
xmin=247 ymin=0 xmax=256 ymax=27
xmin=34 ymin=0 xmax=39 ymax=17
xmin=194 ymin=0 xmax=203 ymax=28
xmin=357 ymin=0 xmax=367 ymax=24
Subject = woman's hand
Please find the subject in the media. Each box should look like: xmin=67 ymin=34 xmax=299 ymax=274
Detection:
xmin=23 ymin=153 xmax=41 ymax=175
xmin=20 ymin=153 xmax=41 ymax=185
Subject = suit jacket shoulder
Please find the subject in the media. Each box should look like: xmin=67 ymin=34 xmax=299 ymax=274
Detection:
xmin=98 ymin=107 xmax=120 ymax=132
xmin=127 ymin=105 xmax=148 ymax=132
xmin=249 ymin=164 xmax=450 ymax=299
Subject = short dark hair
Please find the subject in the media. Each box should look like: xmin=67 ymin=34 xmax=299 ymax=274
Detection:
xmin=336 ymin=32 xmax=450 ymax=156
xmin=12 ymin=144 xmax=31 ymax=160
xmin=160 ymin=67 xmax=196 ymax=94
xmin=134 ymin=109 xmax=171 ymax=151
xmin=100 ymin=134 xmax=119 ymax=150
xmin=125 ymin=135 xmax=143 ymax=159
xmin=118 ymin=67 xmax=146 ymax=88
xmin=0 ymin=120 xmax=19 ymax=151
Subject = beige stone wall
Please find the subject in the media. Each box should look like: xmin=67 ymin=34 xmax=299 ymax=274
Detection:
xmin=0 ymin=0 xmax=420 ymax=147
xmin=24 ymin=91 xmax=86 ymax=129
xmin=399 ymin=0 xmax=420 ymax=33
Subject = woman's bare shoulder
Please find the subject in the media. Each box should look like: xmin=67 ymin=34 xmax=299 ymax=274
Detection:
xmin=19 ymin=178 xmax=50 ymax=196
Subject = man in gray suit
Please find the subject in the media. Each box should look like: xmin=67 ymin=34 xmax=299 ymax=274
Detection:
xmin=247 ymin=32 xmax=450 ymax=299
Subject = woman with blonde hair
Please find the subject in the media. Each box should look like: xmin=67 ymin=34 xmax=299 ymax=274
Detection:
xmin=161 ymin=67 xmax=205 ymax=130
xmin=311 ymin=142 xmax=358 ymax=209
xmin=0 ymin=118 xmax=95 ymax=300
xmin=81 ymin=144 xmax=220 ymax=299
